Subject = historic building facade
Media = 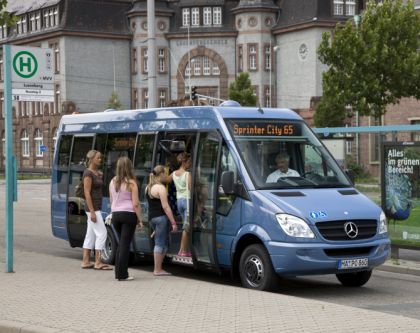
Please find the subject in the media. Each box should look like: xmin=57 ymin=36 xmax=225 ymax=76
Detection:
xmin=0 ymin=0 xmax=418 ymax=174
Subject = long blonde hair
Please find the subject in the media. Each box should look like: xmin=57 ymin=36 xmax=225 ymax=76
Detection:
xmin=147 ymin=165 xmax=166 ymax=197
xmin=85 ymin=150 xmax=100 ymax=168
xmin=114 ymin=156 xmax=135 ymax=192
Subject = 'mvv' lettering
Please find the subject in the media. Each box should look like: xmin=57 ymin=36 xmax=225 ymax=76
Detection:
xmin=19 ymin=56 xmax=32 ymax=72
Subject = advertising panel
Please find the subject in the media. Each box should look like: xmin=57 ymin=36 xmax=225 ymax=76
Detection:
xmin=382 ymin=142 xmax=420 ymax=248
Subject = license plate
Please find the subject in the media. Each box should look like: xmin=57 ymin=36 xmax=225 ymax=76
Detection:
xmin=338 ymin=258 xmax=368 ymax=270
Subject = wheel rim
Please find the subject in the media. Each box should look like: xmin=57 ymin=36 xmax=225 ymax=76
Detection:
xmin=244 ymin=254 xmax=264 ymax=288
xmin=101 ymin=235 xmax=112 ymax=261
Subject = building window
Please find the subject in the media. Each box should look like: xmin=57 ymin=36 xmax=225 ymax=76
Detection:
xmin=54 ymin=84 xmax=60 ymax=114
xmin=36 ymin=12 xmax=41 ymax=30
xmin=203 ymin=57 xmax=210 ymax=75
xmin=53 ymin=7 xmax=59 ymax=26
xmin=248 ymin=44 xmax=258 ymax=71
xmin=2 ymin=131 xmax=5 ymax=158
xmin=159 ymin=89 xmax=167 ymax=107
xmin=264 ymin=44 xmax=272 ymax=71
xmin=52 ymin=128 xmax=58 ymax=151
xmin=193 ymin=59 xmax=201 ymax=76
xmin=212 ymin=63 xmax=220 ymax=76
xmin=182 ymin=8 xmax=190 ymax=26
xmin=142 ymin=89 xmax=148 ymax=109
xmin=213 ymin=7 xmax=222 ymax=25
xmin=369 ymin=116 xmax=382 ymax=163
xmin=132 ymin=47 xmax=138 ymax=74
xmin=238 ymin=45 xmax=243 ymax=72
xmin=34 ymin=128 xmax=44 ymax=157
xmin=1 ymin=24 xmax=7 ymax=39
xmin=264 ymin=86 xmax=271 ymax=108
xmin=49 ymin=42 xmax=60 ymax=74
xmin=0 ymin=91 xmax=3 ymax=118
xmin=0 ymin=51 xmax=3 ymax=81
xmin=191 ymin=8 xmax=200 ymax=26
xmin=158 ymin=48 xmax=166 ymax=73
xmin=203 ymin=7 xmax=212 ymax=26
xmin=21 ymin=129 xmax=30 ymax=157
xmin=17 ymin=16 xmax=27 ymax=34
xmin=411 ymin=120 xmax=420 ymax=141
xmin=142 ymin=47 xmax=148 ymax=73
xmin=334 ymin=0 xmax=356 ymax=16
xmin=132 ymin=88 xmax=138 ymax=109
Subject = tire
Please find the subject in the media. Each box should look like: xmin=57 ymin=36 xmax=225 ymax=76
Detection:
xmin=336 ymin=269 xmax=372 ymax=287
xmin=239 ymin=244 xmax=277 ymax=291
xmin=101 ymin=227 xmax=117 ymax=265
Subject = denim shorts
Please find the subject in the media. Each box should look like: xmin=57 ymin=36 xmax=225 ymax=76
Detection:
xmin=150 ymin=215 xmax=169 ymax=254
xmin=177 ymin=198 xmax=190 ymax=232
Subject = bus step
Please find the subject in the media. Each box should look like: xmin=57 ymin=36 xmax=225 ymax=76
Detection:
xmin=171 ymin=255 xmax=193 ymax=265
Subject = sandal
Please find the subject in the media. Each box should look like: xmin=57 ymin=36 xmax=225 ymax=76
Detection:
xmin=81 ymin=263 xmax=94 ymax=269
xmin=93 ymin=265 xmax=113 ymax=270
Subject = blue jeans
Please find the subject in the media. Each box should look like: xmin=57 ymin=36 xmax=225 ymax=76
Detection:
xmin=177 ymin=198 xmax=190 ymax=232
xmin=150 ymin=215 xmax=169 ymax=254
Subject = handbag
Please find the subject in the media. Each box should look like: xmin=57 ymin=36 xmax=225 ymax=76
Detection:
xmin=105 ymin=181 xmax=120 ymax=226
xmin=75 ymin=179 xmax=85 ymax=199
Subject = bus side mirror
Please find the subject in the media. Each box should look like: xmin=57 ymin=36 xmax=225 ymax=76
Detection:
xmin=220 ymin=171 xmax=235 ymax=195
xmin=345 ymin=169 xmax=355 ymax=185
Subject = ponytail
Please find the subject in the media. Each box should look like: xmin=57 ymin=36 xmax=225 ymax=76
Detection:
xmin=147 ymin=165 xmax=166 ymax=197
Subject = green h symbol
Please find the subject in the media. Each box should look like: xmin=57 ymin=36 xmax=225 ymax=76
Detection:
xmin=19 ymin=56 xmax=32 ymax=72
xmin=13 ymin=50 xmax=38 ymax=79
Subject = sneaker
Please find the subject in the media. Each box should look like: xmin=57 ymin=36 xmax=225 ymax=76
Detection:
xmin=118 ymin=276 xmax=134 ymax=281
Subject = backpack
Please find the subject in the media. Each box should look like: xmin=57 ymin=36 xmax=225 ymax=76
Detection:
xmin=75 ymin=179 xmax=85 ymax=199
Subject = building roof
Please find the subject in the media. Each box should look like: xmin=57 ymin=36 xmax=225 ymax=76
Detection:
xmin=6 ymin=0 xmax=60 ymax=15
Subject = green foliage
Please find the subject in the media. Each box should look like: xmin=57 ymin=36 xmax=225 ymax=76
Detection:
xmin=228 ymin=72 xmax=257 ymax=106
xmin=0 ymin=1 xmax=17 ymax=27
xmin=315 ymin=0 xmax=420 ymax=127
xmin=107 ymin=91 xmax=122 ymax=110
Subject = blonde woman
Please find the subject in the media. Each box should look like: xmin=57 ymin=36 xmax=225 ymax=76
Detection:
xmin=109 ymin=156 xmax=143 ymax=281
xmin=81 ymin=150 xmax=111 ymax=270
xmin=146 ymin=165 xmax=178 ymax=276
xmin=168 ymin=152 xmax=192 ymax=257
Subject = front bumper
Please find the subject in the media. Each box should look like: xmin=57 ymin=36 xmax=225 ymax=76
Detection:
xmin=266 ymin=238 xmax=391 ymax=276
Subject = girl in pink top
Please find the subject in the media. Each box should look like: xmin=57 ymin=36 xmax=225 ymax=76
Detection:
xmin=109 ymin=156 xmax=143 ymax=281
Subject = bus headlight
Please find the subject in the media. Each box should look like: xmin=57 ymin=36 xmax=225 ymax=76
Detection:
xmin=276 ymin=214 xmax=315 ymax=238
xmin=379 ymin=211 xmax=387 ymax=234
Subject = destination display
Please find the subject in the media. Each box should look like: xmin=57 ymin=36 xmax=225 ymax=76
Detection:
xmin=228 ymin=120 xmax=302 ymax=137
xmin=382 ymin=142 xmax=420 ymax=249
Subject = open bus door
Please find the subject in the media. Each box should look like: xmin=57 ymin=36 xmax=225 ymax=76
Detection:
xmin=190 ymin=131 xmax=221 ymax=273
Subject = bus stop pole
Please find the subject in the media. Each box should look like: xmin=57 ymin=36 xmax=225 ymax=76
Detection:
xmin=4 ymin=44 xmax=15 ymax=273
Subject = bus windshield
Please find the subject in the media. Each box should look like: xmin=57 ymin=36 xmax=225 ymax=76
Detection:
xmin=227 ymin=119 xmax=352 ymax=190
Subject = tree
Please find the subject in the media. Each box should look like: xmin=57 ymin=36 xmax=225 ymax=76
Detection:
xmin=0 ymin=1 xmax=16 ymax=27
xmin=315 ymin=0 xmax=420 ymax=127
xmin=107 ymin=91 xmax=122 ymax=110
xmin=228 ymin=72 xmax=257 ymax=106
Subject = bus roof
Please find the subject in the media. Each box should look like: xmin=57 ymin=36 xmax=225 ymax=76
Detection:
xmin=60 ymin=106 xmax=303 ymax=127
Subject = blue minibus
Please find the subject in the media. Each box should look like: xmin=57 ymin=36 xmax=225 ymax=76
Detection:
xmin=51 ymin=105 xmax=390 ymax=290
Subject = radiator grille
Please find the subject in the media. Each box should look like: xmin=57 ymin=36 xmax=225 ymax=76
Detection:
xmin=316 ymin=220 xmax=377 ymax=241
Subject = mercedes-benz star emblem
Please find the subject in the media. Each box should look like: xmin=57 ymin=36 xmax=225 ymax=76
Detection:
xmin=344 ymin=221 xmax=358 ymax=239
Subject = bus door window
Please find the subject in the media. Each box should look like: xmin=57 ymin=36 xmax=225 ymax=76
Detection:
xmin=102 ymin=133 xmax=136 ymax=196
xmin=192 ymin=131 xmax=220 ymax=266
xmin=94 ymin=134 xmax=108 ymax=196
xmin=56 ymin=135 xmax=72 ymax=196
xmin=132 ymin=133 xmax=156 ymax=252
xmin=67 ymin=135 xmax=94 ymax=247
xmin=217 ymin=144 xmax=238 ymax=216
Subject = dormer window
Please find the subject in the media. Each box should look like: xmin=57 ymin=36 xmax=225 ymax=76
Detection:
xmin=182 ymin=7 xmax=223 ymax=27
xmin=334 ymin=0 xmax=357 ymax=16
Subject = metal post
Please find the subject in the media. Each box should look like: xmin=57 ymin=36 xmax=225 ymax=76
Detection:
xmin=187 ymin=24 xmax=191 ymax=100
xmin=4 ymin=44 xmax=15 ymax=273
xmin=147 ymin=0 xmax=157 ymax=108
xmin=269 ymin=40 xmax=271 ymax=108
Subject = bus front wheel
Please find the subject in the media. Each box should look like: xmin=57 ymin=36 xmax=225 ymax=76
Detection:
xmin=101 ymin=227 xmax=117 ymax=265
xmin=239 ymin=244 xmax=277 ymax=291
xmin=336 ymin=270 xmax=372 ymax=287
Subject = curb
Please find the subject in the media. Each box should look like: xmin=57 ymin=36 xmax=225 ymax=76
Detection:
xmin=377 ymin=262 xmax=420 ymax=277
xmin=0 ymin=320 xmax=66 ymax=333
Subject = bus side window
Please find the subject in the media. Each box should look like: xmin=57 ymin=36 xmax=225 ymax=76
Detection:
xmin=70 ymin=137 xmax=94 ymax=166
xmin=103 ymin=133 xmax=136 ymax=196
xmin=217 ymin=145 xmax=238 ymax=216
xmin=57 ymin=135 xmax=72 ymax=167
xmin=134 ymin=134 xmax=155 ymax=217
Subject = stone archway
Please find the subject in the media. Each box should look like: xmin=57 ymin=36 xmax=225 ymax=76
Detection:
xmin=177 ymin=45 xmax=229 ymax=100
